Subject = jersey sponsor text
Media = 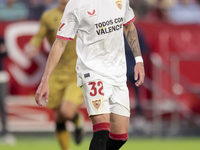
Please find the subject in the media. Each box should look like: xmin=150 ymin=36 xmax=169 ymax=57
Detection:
xmin=95 ymin=17 xmax=123 ymax=35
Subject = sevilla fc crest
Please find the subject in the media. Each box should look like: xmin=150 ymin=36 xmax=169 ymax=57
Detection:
xmin=92 ymin=100 xmax=101 ymax=109
xmin=115 ymin=0 xmax=122 ymax=10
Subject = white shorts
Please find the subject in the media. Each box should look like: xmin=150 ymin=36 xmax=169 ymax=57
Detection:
xmin=81 ymin=80 xmax=130 ymax=117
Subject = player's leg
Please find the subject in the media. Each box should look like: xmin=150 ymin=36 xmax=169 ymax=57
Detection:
xmin=81 ymin=80 xmax=112 ymax=150
xmin=48 ymin=76 xmax=71 ymax=150
xmin=89 ymin=114 xmax=110 ymax=150
xmin=106 ymin=84 xmax=130 ymax=150
xmin=60 ymin=81 xmax=84 ymax=144
xmin=59 ymin=100 xmax=84 ymax=144
xmin=54 ymin=108 xmax=71 ymax=150
xmin=54 ymin=103 xmax=83 ymax=150
xmin=106 ymin=114 xmax=129 ymax=150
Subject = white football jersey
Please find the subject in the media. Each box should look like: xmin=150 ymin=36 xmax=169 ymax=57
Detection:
xmin=57 ymin=0 xmax=135 ymax=86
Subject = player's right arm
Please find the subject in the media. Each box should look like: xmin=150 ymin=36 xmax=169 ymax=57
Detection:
xmin=25 ymin=13 xmax=48 ymax=57
xmin=35 ymin=38 xmax=68 ymax=106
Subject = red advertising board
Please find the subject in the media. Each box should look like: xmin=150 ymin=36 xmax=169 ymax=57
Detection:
xmin=0 ymin=21 xmax=91 ymax=132
xmin=1 ymin=21 xmax=200 ymax=132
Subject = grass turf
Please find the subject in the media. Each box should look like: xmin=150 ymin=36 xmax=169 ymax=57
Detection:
xmin=0 ymin=135 xmax=200 ymax=150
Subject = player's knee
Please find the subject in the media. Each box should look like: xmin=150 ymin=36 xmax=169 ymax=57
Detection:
xmin=60 ymin=101 xmax=78 ymax=119
xmin=110 ymin=122 xmax=129 ymax=134
xmin=60 ymin=109 xmax=74 ymax=120
xmin=60 ymin=107 xmax=77 ymax=120
xmin=90 ymin=114 xmax=110 ymax=125
xmin=110 ymin=115 xmax=129 ymax=134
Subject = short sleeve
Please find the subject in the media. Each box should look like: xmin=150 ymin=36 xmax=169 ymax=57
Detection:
xmin=56 ymin=0 xmax=80 ymax=41
xmin=123 ymin=0 xmax=135 ymax=26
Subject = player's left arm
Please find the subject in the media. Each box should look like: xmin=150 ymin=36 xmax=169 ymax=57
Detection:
xmin=123 ymin=23 xmax=145 ymax=87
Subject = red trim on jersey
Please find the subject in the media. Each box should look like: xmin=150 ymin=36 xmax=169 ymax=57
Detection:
xmin=93 ymin=122 xmax=110 ymax=133
xmin=123 ymin=17 xmax=136 ymax=26
xmin=109 ymin=132 xmax=129 ymax=141
xmin=56 ymin=35 xmax=74 ymax=41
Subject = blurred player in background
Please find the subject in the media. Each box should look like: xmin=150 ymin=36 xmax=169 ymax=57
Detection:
xmin=34 ymin=0 xmax=145 ymax=150
xmin=0 ymin=37 xmax=16 ymax=145
xmin=25 ymin=0 xmax=84 ymax=150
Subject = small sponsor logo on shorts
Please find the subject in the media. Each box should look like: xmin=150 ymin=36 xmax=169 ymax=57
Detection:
xmin=84 ymin=73 xmax=90 ymax=78
xmin=92 ymin=99 xmax=101 ymax=109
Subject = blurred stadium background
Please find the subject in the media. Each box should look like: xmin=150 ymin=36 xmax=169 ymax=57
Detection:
xmin=0 ymin=0 xmax=200 ymax=149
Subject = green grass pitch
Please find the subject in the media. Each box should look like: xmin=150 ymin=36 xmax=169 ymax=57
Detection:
xmin=0 ymin=135 xmax=200 ymax=150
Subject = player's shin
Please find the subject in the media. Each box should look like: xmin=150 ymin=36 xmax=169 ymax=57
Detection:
xmin=89 ymin=122 xmax=110 ymax=150
xmin=71 ymin=112 xmax=84 ymax=144
xmin=55 ymin=122 xmax=71 ymax=150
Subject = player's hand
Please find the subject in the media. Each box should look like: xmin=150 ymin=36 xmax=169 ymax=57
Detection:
xmin=35 ymin=82 xmax=49 ymax=107
xmin=134 ymin=62 xmax=145 ymax=87
xmin=24 ymin=44 xmax=40 ymax=58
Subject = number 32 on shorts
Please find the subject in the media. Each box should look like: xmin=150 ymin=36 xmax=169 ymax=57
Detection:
xmin=88 ymin=81 xmax=104 ymax=97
